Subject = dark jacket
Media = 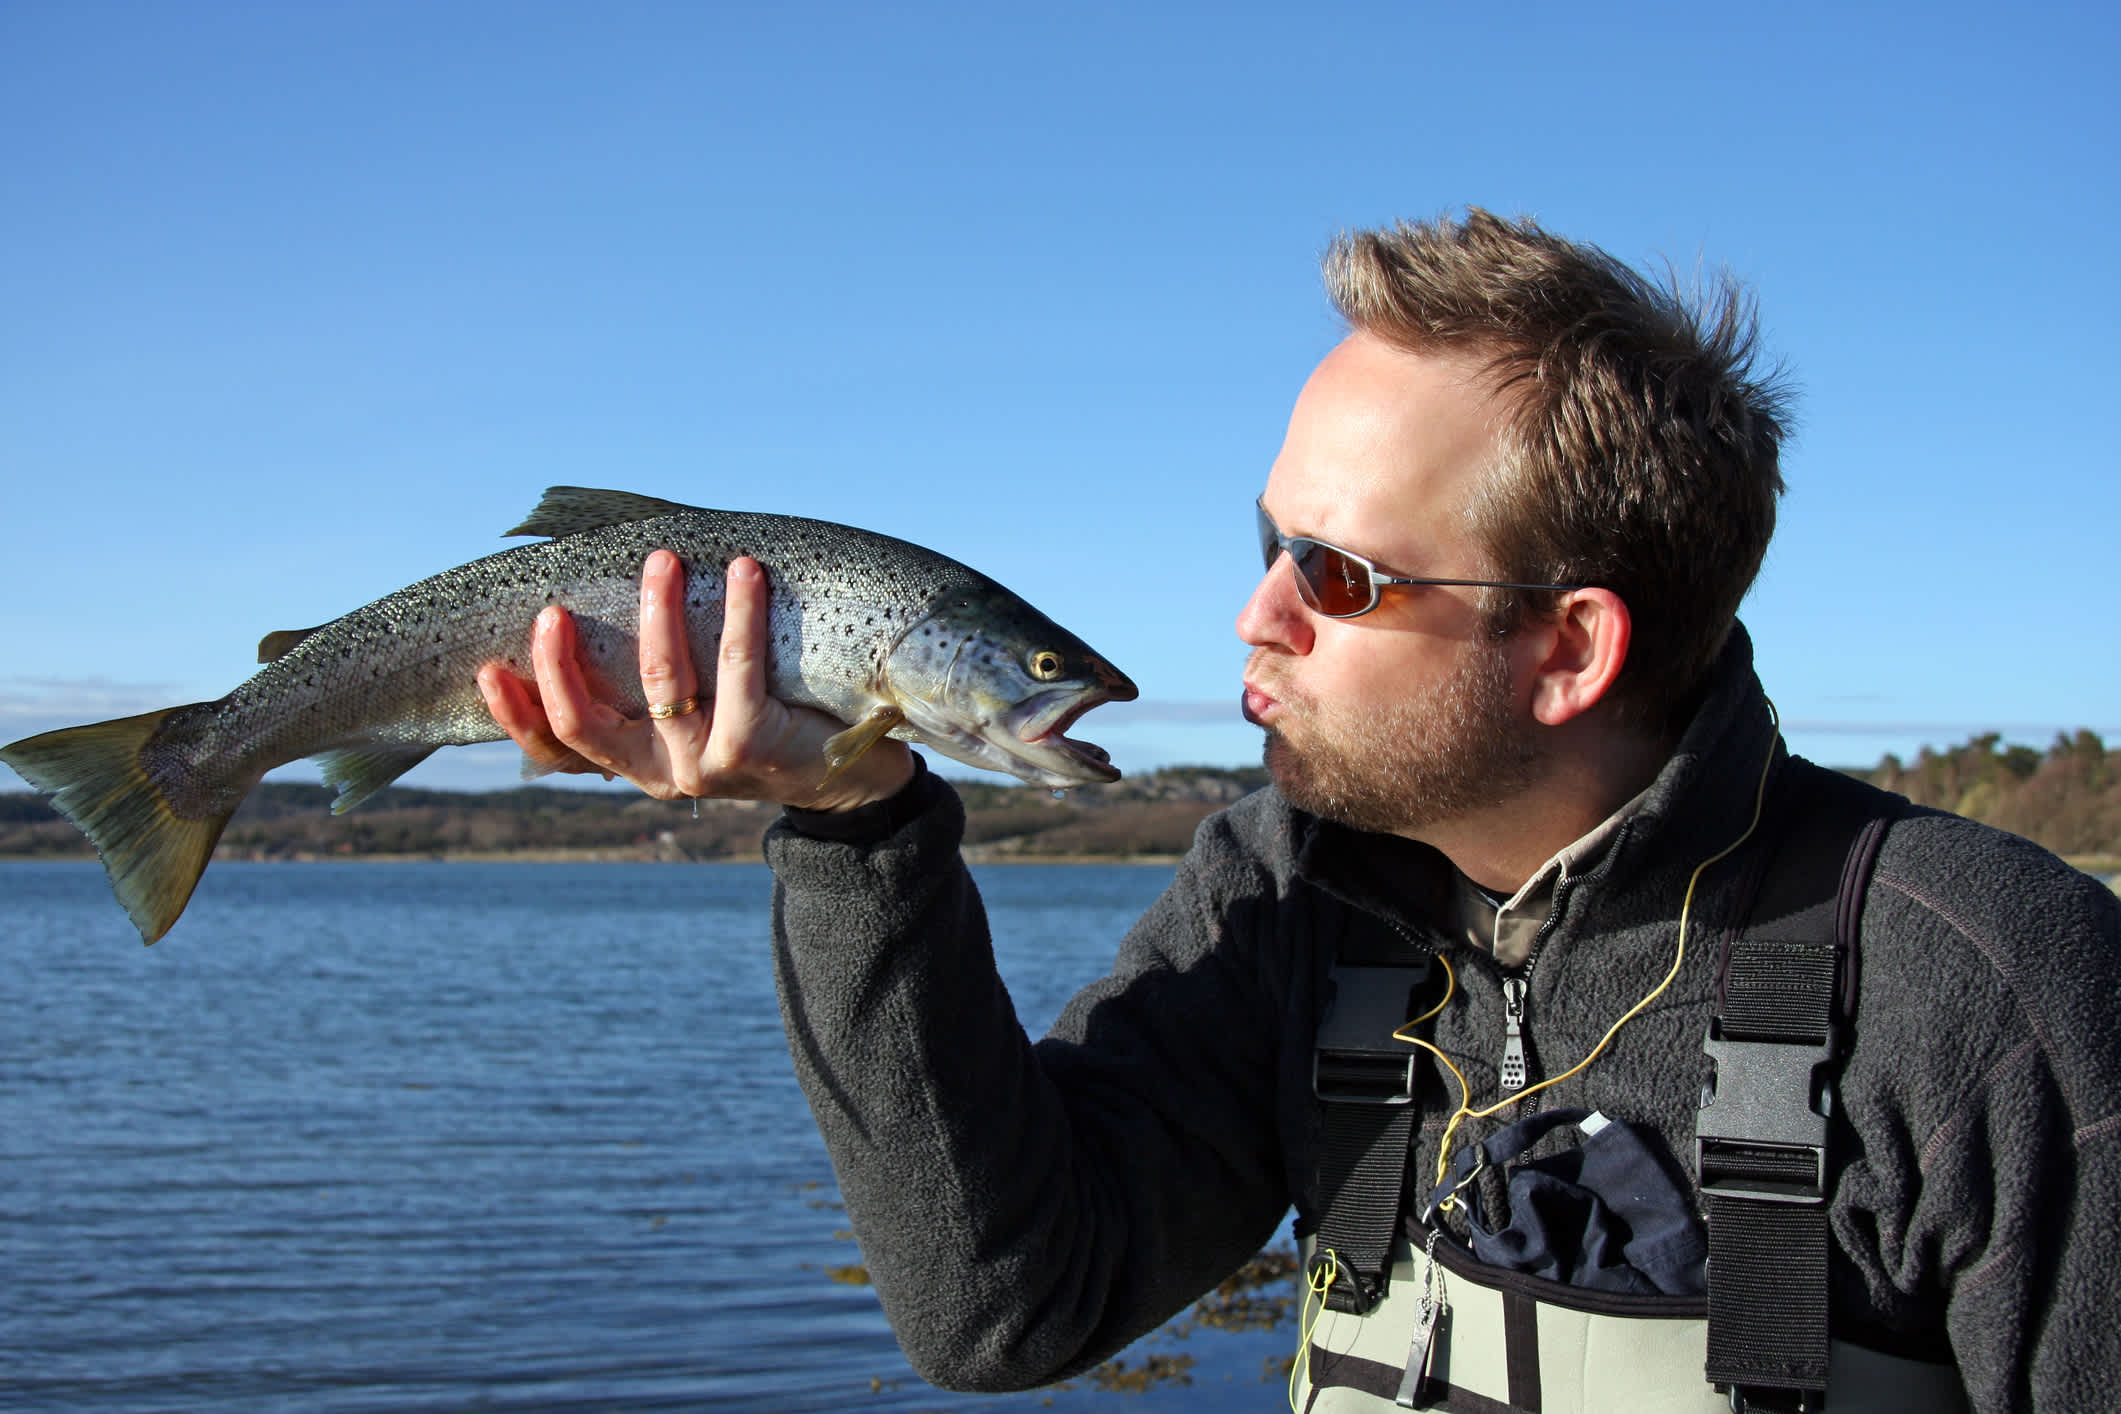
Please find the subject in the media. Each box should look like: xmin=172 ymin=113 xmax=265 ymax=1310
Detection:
xmin=765 ymin=628 xmax=2121 ymax=1412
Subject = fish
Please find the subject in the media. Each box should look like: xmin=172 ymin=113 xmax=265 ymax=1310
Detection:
xmin=0 ymin=487 xmax=1138 ymax=944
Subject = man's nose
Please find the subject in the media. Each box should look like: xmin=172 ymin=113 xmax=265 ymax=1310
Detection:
xmin=1236 ymin=556 xmax=1313 ymax=654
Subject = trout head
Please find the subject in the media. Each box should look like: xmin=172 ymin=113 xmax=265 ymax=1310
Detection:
xmin=881 ymin=596 xmax=1137 ymax=787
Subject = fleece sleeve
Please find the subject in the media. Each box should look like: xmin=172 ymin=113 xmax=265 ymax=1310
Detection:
xmin=1918 ymin=1040 xmax=2121 ymax=1413
xmin=1850 ymin=839 xmax=2121 ymax=1414
xmin=764 ymin=769 xmax=1299 ymax=1393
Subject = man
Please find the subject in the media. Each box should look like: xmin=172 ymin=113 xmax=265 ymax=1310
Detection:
xmin=480 ymin=211 xmax=2120 ymax=1412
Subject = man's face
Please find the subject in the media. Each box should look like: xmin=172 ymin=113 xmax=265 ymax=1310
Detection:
xmin=1237 ymin=332 xmax=1542 ymax=838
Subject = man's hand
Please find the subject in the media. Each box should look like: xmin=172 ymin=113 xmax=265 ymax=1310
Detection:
xmin=477 ymin=550 xmax=916 ymax=812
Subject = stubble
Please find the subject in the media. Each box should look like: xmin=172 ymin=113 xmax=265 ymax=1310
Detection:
xmin=1257 ymin=636 xmax=1540 ymax=836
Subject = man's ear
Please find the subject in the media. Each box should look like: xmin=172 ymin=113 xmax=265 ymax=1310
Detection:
xmin=1525 ymin=588 xmax=1630 ymax=727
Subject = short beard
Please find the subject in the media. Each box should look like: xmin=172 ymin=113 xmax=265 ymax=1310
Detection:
xmin=1260 ymin=635 xmax=1541 ymax=837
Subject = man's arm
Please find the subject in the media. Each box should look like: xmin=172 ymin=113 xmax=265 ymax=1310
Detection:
xmin=1923 ymin=1045 xmax=2121 ymax=1412
xmin=1846 ymin=839 xmax=2121 ymax=1413
xmin=767 ymin=779 xmax=1297 ymax=1391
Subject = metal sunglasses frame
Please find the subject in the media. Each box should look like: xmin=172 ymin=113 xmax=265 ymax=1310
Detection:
xmin=1255 ymin=498 xmax=1586 ymax=619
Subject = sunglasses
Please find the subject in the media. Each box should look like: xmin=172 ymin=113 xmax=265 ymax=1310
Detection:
xmin=1256 ymin=499 xmax=1585 ymax=619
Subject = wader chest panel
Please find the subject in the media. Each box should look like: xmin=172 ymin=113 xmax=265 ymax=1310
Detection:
xmin=1297 ymin=1232 xmax=1969 ymax=1413
xmin=1299 ymin=759 xmax=1955 ymax=1411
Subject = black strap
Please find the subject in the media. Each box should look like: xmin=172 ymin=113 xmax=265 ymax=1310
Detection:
xmin=1309 ymin=957 xmax=1432 ymax=1314
xmin=1698 ymin=758 xmax=1898 ymax=1412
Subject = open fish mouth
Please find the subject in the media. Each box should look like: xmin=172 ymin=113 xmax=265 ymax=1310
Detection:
xmin=893 ymin=676 xmax=1133 ymax=788
xmin=1004 ymin=682 xmax=1134 ymax=783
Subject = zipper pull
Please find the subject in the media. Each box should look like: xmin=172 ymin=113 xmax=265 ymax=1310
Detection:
xmin=1499 ymin=976 xmax=1528 ymax=1092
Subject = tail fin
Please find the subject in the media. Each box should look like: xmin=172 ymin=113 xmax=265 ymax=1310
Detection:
xmin=0 ymin=708 xmax=233 ymax=945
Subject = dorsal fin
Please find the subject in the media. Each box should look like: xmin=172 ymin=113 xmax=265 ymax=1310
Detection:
xmin=503 ymin=487 xmax=705 ymax=539
xmin=257 ymin=626 xmax=326 ymax=663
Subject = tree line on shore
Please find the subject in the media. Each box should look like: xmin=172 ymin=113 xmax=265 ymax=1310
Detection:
xmin=1 ymin=733 xmax=2114 ymax=865
xmin=0 ymin=763 xmax=1273 ymax=863
xmin=1866 ymin=730 xmax=2115 ymax=864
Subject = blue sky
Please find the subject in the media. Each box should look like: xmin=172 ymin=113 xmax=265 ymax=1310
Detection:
xmin=3 ymin=1 xmax=2115 ymax=793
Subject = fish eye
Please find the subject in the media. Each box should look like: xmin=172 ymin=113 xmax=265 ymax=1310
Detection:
xmin=1028 ymin=650 xmax=1065 ymax=681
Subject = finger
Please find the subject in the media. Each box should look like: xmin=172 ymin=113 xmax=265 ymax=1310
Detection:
xmin=531 ymin=605 xmax=642 ymax=777
xmin=703 ymin=557 xmax=774 ymax=769
xmin=638 ymin=550 xmax=708 ymax=782
xmin=477 ymin=662 xmax=577 ymax=771
xmin=479 ymin=662 xmax=607 ymax=777
xmin=638 ymin=550 xmax=699 ymax=707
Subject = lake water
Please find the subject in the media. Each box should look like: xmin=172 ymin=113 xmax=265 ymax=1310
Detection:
xmin=0 ymin=861 xmax=1297 ymax=1413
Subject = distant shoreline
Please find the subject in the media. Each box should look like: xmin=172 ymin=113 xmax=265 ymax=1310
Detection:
xmin=0 ymin=767 xmax=1269 ymax=868
xmin=2 ymin=848 xmax=1189 ymax=868
xmin=3 ymin=850 xmax=2106 ymax=887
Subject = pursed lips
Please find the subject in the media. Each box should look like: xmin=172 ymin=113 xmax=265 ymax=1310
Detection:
xmin=1241 ymin=648 xmax=1293 ymax=727
xmin=1241 ymin=678 xmax=1284 ymax=728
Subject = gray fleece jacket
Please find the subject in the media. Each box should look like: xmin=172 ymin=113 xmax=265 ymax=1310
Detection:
xmin=765 ymin=628 xmax=2121 ymax=1412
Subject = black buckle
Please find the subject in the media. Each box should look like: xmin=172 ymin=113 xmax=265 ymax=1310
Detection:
xmin=1723 ymin=1383 xmax=1825 ymax=1412
xmin=1312 ymin=963 xmax=1426 ymax=1106
xmin=1695 ymin=1027 xmax=1833 ymax=1202
xmin=1303 ymin=1247 xmax=1384 ymax=1316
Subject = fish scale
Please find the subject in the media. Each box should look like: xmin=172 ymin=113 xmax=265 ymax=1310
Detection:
xmin=1 ymin=487 xmax=1136 ymax=943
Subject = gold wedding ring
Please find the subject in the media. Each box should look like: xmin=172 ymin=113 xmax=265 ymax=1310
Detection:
xmin=647 ymin=695 xmax=702 ymax=720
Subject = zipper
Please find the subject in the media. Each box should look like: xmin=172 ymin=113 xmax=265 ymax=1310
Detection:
xmin=1498 ymin=975 xmax=1529 ymax=1092
xmin=1495 ymin=898 xmax=1562 ymax=1096
xmin=1490 ymin=819 xmax=1637 ymax=1105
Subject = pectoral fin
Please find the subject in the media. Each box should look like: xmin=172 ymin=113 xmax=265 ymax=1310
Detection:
xmin=517 ymin=751 xmax=615 ymax=785
xmin=820 ymin=705 xmax=905 ymax=781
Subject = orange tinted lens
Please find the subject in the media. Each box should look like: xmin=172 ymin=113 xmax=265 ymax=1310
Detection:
xmin=1257 ymin=504 xmax=1375 ymax=616
xmin=1290 ymin=540 xmax=1373 ymax=616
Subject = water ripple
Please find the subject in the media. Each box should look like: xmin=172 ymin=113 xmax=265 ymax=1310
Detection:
xmin=0 ymin=860 xmax=1293 ymax=1412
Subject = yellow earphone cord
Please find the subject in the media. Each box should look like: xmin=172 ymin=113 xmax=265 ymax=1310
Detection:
xmin=1288 ymin=709 xmax=1782 ymax=1409
xmin=1396 ymin=704 xmax=1782 ymax=1204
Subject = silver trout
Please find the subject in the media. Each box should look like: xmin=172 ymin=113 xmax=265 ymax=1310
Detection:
xmin=1 ymin=487 xmax=1137 ymax=944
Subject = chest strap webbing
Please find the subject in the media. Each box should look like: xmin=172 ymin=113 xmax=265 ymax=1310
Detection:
xmin=1697 ymin=758 xmax=1898 ymax=1413
xmin=1309 ymin=950 xmax=1434 ymax=1314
